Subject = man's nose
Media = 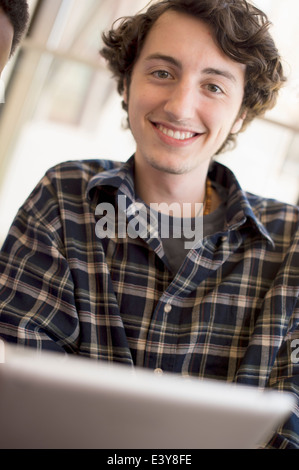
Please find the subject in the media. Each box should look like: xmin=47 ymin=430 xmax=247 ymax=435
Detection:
xmin=164 ymin=81 xmax=197 ymax=122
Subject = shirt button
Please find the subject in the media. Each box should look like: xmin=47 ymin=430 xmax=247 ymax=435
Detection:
xmin=164 ymin=303 xmax=172 ymax=314
xmin=154 ymin=368 xmax=163 ymax=375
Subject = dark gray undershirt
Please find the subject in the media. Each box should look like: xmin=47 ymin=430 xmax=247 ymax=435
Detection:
xmin=136 ymin=182 xmax=228 ymax=274
xmin=159 ymin=182 xmax=228 ymax=273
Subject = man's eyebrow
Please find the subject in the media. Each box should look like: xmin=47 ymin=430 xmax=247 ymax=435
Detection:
xmin=202 ymin=67 xmax=237 ymax=83
xmin=145 ymin=54 xmax=182 ymax=68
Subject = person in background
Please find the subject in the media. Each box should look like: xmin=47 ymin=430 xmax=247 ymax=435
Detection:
xmin=0 ymin=0 xmax=298 ymax=449
xmin=0 ymin=0 xmax=29 ymax=75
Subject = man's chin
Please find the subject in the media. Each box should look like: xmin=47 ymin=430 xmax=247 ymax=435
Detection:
xmin=147 ymin=158 xmax=193 ymax=176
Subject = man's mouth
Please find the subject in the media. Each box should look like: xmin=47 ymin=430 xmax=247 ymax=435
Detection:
xmin=155 ymin=123 xmax=198 ymax=141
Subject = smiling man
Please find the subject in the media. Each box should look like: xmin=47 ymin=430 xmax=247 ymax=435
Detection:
xmin=123 ymin=10 xmax=246 ymax=215
xmin=0 ymin=0 xmax=298 ymax=449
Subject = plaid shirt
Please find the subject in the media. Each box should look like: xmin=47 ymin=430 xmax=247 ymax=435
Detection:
xmin=0 ymin=156 xmax=299 ymax=448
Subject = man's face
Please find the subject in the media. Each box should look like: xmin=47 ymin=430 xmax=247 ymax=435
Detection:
xmin=0 ymin=7 xmax=14 ymax=75
xmin=124 ymin=10 xmax=246 ymax=177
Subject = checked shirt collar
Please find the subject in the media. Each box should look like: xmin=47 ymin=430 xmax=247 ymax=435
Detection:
xmin=86 ymin=155 xmax=274 ymax=248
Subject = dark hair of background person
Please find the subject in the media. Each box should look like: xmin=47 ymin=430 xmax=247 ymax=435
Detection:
xmin=0 ymin=0 xmax=29 ymax=56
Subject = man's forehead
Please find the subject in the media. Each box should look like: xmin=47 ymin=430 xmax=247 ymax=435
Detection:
xmin=141 ymin=11 xmax=229 ymax=59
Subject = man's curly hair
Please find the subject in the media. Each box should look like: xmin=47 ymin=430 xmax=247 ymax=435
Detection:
xmin=0 ymin=0 xmax=29 ymax=56
xmin=100 ymin=0 xmax=286 ymax=154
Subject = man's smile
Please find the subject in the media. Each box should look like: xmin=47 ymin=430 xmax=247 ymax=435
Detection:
xmin=155 ymin=123 xmax=198 ymax=140
xmin=151 ymin=121 xmax=201 ymax=145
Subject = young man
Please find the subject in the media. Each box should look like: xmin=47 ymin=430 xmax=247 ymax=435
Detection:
xmin=0 ymin=0 xmax=29 ymax=74
xmin=0 ymin=0 xmax=298 ymax=448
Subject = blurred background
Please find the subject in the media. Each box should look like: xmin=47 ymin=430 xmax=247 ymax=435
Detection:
xmin=0 ymin=0 xmax=299 ymax=244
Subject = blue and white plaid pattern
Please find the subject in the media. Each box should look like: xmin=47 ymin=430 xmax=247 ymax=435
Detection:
xmin=0 ymin=156 xmax=298 ymax=448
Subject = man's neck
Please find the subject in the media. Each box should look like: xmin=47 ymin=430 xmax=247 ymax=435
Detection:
xmin=134 ymin=160 xmax=215 ymax=218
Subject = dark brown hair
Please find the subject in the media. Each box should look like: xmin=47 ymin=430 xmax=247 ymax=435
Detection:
xmin=101 ymin=0 xmax=286 ymax=153
xmin=0 ymin=0 xmax=29 ymax=56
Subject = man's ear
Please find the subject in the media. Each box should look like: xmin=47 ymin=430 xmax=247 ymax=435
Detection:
xmin=231 ymin=110 xmax=247 ymax=134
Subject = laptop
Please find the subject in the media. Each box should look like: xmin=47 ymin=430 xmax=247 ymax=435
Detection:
xmin=0 ymin=339 xmax=296 ymax=449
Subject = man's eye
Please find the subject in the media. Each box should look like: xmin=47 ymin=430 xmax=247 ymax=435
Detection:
xmin=152 ymin=70 xmax=172 ymax=79
xmin=207 ymin=84 xmax=223 ymax=94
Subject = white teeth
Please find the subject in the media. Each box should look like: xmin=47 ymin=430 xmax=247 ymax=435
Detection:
xmin=157 ymin=124 xmax=196 ymax=141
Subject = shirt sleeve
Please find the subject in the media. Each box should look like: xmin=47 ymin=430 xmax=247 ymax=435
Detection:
xmin=0 ymin=174 xmax=80 ymax=353
xmin=264 ymin=308 xmax=299 ymax=449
